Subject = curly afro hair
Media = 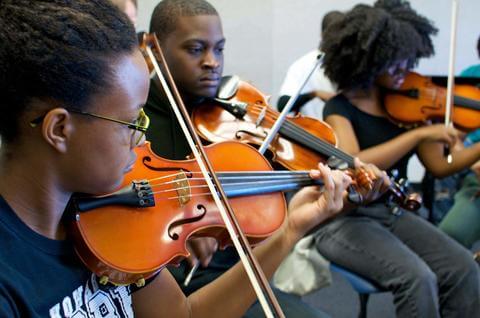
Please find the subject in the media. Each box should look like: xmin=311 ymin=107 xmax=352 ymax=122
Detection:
xmin=0 ymin=0 xmax=137 ymax=144
xmin=321 ymin=0 xmax=437 ymax=91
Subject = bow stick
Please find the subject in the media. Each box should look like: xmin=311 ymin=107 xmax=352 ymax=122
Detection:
xmin=141 ymin=33 xmax=285 ymax=318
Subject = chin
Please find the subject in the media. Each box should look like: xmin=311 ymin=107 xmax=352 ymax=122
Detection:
xmin=195 ymin=87 xmax=218 ymax=99
xmin=95 ymin=178 xmax=124 ymax=196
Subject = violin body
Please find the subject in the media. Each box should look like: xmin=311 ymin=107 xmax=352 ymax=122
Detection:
xmin=193 ymin=80 xmax=337 ymax=171
xmin=384 ymin=72 xmax=480 ymax=131
xmin=69 ymin=141 xmax=286 ymax=286
xmin=192 ymin=77 xmax=423 ymax=210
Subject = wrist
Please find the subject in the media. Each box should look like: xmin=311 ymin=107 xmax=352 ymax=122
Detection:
xmin=342 ymin=192 xmax=356 ymax=212
xmin=410 ymin=127 xmax=426 ymax=144
xmin=282 ymin=216 xmax=305 ymax=248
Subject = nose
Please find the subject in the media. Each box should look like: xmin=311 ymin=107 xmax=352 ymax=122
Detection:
xmin=202 ymin=50 xmax=220 ymax=70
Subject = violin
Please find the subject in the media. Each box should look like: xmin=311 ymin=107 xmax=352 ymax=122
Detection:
xmin=192 ymin=77 xmax=421 ymax=211
xmin=140 ymin=33 xmax=286 ymax=316
xmin=384 ymin=72 xmax=480 ymax=131
xmin=67 ymin=141 xmax=325 ymax=286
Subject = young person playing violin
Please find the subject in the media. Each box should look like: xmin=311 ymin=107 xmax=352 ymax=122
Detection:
xmin=144 ymin=0 xmax=391 ymax=317
xmin=0 ymin=1 xmax=356 ymax=317
xmin=315 ymin=0 xmax=480 ymax=317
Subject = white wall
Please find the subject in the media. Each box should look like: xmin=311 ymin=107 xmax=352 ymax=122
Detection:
xmin=137 ymin=0 xmax=480 ymax=181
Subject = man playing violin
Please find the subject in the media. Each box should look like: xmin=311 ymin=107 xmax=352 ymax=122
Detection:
xmin=316 ymin=0 xmax=480 ymax=317
xmin=144 ymin=0 xmax=393 ymax=317
xmin=0 ymin=0 xmax=380 ymax=317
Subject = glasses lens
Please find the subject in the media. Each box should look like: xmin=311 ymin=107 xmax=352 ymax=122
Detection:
xmin=137 ymin=109 xmax=150 ymax=130
xmin=132 ymin=109 xmax=150 ymax=146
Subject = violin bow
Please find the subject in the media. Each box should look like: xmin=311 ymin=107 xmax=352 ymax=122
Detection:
xmin=141 ymin=33 xmax=285 ymax=318
xmin=444 ymin=0 xmax=459 ymax=164
xmin=258 ymin=53 xmax=324 ymax=154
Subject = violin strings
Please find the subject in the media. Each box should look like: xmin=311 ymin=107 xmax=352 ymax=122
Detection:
xmin=146 ymin=171 xmax=186 ymax=183
xmin=148 ymin=173 xmax=314 ymax=189
xmin=247 ymin=105 xmax=353 ymax=165
xmin=144 ymin=170 xmax=311 ymax=182
xmin=392 ymin=88 xmax=480 ymax=110
xmin=150 ymin=176 xmax=314 ymax=194
xmin=147 ymin=174 xmax=316 ymax=201
xmin=144 ymin=170 xmax=312 ymax=187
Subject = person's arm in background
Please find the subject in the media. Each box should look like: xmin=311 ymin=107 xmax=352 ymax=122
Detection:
xmin=277 ymin=51 xmax=335 ymax=114
xmin=277 ymin=91 xmax=335 ymax=113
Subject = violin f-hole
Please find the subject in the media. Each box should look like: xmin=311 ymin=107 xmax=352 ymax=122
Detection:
xmin=142 ymin=155 xmax=193 ymax=177
xmin=168 ymin=204 xmax=207 ymax=240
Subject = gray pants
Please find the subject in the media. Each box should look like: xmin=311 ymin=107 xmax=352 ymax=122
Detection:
xmin=314 ymin=203 xmax=480 ymax=318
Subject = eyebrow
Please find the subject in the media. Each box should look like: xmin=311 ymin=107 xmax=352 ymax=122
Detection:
xmin=184 ymin=38 xmax=226 ymax=46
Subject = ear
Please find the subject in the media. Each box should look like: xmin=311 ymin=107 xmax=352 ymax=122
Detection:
xmin=40 ymin=108 xmax=74 ymax=153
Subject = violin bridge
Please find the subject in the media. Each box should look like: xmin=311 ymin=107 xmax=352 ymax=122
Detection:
xmin=174 ymin=171 xmax=191 ymax=206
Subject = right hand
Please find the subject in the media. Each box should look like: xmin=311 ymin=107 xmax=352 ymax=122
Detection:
xmin=417 ymin=124 xmax=462 ymax=149
xmin=186 ymin=237 xmax=218 ymax=268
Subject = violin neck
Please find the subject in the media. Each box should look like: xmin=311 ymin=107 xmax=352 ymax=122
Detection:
xmin=217 ymin=171 xmax=323 ymax=197
xmin=278 ymin=121 xmax=355 ymax=168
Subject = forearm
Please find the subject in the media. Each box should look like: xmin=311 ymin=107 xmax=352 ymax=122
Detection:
xmin=277 ymin=93 xmax=315 ymax=112
xmin=350 ymin=130 xmax=421 ymax=170
xmin=185 ymin=167 xmax=349 ymax=318
xmin=420 ymin=142 xmax=480 ymax=178
xmin=188 ymin=223 xmax=299 ymax=318
xmin=315 ymin=91 xmax=335 ymax=102
xmin=131 ymin=223 xmax=302 ymax=318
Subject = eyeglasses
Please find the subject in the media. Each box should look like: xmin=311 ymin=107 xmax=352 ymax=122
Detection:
xmin=30 ymin=108 xmax=150 ymax=146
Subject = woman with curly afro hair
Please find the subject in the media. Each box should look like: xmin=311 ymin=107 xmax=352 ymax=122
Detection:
xmin=313 ymin=0 xmax=480 ymax=317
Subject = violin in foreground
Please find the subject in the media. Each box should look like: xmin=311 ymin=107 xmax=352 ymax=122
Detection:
xmin=67 ymin=141 xmax=325 ymax=286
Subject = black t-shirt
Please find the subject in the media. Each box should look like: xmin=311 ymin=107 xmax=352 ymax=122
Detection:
xmin=0 ymin=196 xmax=136 ymax=317
xmin=323 ymin=94 xmax=412 ymax=179
xmin=144 ymin=79 xmax=192 ymax=160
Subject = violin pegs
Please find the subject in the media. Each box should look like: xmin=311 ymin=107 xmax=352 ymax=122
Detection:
xmin=135 ymin=277 xmax=146 ymax=287
xmin=99 ymin=275 xmax=109 ymax=285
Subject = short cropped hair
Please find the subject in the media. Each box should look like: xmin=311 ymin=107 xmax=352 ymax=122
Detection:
xmin=149 ymin=0 xmax=218 ymax=41
xmin=0 ymin=0 xmax=137 ymax=143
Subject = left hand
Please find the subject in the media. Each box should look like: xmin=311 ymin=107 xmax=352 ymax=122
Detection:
xmin=185 ymin=237 xmax=218 ymax=268
xmin=286 ymin=163 xmax=352 ymax=238
xmin=352 ymin=158 xmax=391 ymax=205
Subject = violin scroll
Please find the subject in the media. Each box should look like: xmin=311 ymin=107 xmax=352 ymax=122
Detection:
xmin=386 ymin=172 xmax=422 ymax=213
